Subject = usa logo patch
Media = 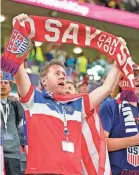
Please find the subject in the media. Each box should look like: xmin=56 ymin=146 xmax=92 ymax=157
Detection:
xmin=64 ymin=104 xmax=75 ymax=115
xmin=7 ymin=29 xmax=31 ymax=57
xmin=127 ymin=147 xmax=139 ymax=167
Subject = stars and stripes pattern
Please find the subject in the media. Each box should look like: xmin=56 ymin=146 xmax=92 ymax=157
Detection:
xmin=127 ymin=149 xmax=139 ymax=167
xmin=22 ymin=86 xmax=111 ymax=175
xmin=53 ymin=94 xmax=111 ymax=175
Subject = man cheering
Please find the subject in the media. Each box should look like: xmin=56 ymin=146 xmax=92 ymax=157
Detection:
xmin=4 ymin=13 xmax=123 ymax=175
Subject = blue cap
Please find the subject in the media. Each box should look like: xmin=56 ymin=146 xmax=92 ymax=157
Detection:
xmin=2 ymin=71 xmax=14 ymax=81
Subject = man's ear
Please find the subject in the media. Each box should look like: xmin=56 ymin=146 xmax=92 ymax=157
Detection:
xmin=9 ymin=85 xmax=12 ymax=92
xmin=40 ymin=77 xmax=47 ymax=87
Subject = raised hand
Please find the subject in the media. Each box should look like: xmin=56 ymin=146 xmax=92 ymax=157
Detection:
xmin=12 ymin=13 xmax=28 ymax=26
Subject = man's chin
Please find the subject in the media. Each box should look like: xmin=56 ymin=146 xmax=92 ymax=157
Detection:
xmin=56 ymin=87 xmax=65 ymax=95
xmin=65 ymin=92 xmax=71 ymax=94
xmin=55 ymin=91 xmax=65 ymax=95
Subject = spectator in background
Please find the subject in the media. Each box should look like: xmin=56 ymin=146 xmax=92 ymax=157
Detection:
xmin=92 ymin=55 xmax=106 ymax=68
xmin=0 ymin=71 xmax=24 ymax=175
xmin=18 ymin=118 xmax=27 ymax=175
xmin=88 ymin=79 xmax=103 ymax=92
xmin=44 ymin=43 xmax=56 ymax=61
xmin=87 ymin=58 xmax=94 ymax=70
xmin=77 ymin=79 xmax=88 ymax=93
xmin=56 ymin=44 xmax=67 ymax=64
xmin=70 ymin=72 xmax=78 ymax=84
xmin=105 ymin=58 xmax=113 ymax=76
xmin=76 ymin=52 xmax=88 ymax=80
xmin=99 ymin=64 xmax=139 ymax=175
xmin=9 ymin=95 xmax=19 ymax=101
xmin=98 ymin=0 xmax=121 ymax=9
xmin=96 ymin=0 xmax=139 ymax=13
xmin=27 ymin=42 xmax=44 ymax=73
xmin=108 ymin=0 xmax=121 ymax=9
xmin=127 ymin=0 xmax=139 ymax=13
xmin=65 ymin=54 xmax=76 ymax=76
xmin=45 ymin=44 xmax=67 ymax=64
xmin=65 ymin=81 xmax=77 ymax=94
xmin=44 ymin=52 xmax=53 ymax=62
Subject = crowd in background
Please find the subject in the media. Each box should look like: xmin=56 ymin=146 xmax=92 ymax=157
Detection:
xmin=76 ymin=0 xmax=139 ymax=14
xmin=25 ymin=43 xmax=113 ymax=93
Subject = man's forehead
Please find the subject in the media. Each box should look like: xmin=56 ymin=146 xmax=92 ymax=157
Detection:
xmin=49 ymin=65 xmax=66 ymax=72
xmin=66 ymin=82 xmax=74 ymax=87
xmin=1 ymin=80 xmax=10 ymax=83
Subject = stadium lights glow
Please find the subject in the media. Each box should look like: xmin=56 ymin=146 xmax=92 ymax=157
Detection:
xmin=95 ymin=65 xmax=103 ymax=71
xmin=91 ymin=67 xmax=98 ymax=76
xmin=35 ymin=41 xmax=43 ymax=47
xmin=87 ymin=68 xmax=98 ymax=76
xmin=87 ymin=69 xmax=93 ymax=75
xmin=91 ymin=67 xmax=96 ymax=72
xmin=73 ymin=47 xmax=82 ymax=54
xmin=89 ymin=76 xmax=94 ymax=81
xmin=0 ymin=15 xmax=6 ymax=23
xmin=94 ymin=75 xmax=101 ymax=81
xmin=92 ymin=71 xmax=98 ymax=77
xmin=25 ymin=68 xmax=32 ymax=73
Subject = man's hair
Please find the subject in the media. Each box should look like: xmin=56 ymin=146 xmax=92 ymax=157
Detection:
xmin=40 ymin=59 xmax=66 ymax=78
xmin=66 ymin=80 xmax=76 ymax=89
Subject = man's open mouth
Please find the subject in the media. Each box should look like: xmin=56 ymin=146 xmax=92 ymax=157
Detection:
xmin=135 ymin=84 xmax=139 ymax=87
xmin=1 ymin=88 xmax=6 ymax=91
xmin=58 ymin=82 xmax=65 ymax=87
xmin=65 ymin=91 xmax=70 ymax=94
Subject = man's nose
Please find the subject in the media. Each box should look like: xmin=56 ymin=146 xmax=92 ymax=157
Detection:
xmin=59 ymin=74 xmax=65 ymax=80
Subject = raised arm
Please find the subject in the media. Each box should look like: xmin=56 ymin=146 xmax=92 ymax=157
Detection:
xmin=99 ymin=99 xmax=139 ymax=152
xmin=104 ymin=131 xmax=139 ymax=152
xmin=89 ymin=62 xmax=120 ymax=111
xmin=14 ymin=63 xmax=31 ymax=98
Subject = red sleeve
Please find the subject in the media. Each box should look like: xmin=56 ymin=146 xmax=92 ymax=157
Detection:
xmin=20 ymin=85 xmax=34 ymax=103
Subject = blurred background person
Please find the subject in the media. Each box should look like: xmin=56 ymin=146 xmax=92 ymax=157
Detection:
xmin=77 ymin=78 xmax=88 ymax=93
xmin=99 ymin=64 xmax=139 ymax=175
xmin=65 ymin=80 xmax=77 ymax=94
xmin=76 ymin=52 xmax=88 ymax=80
xmin=0 ymin=71 xmax=24 ymax=175
xmin=65 ymin=54 xmax=76 ymax=76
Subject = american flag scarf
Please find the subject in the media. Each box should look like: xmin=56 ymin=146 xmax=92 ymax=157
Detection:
xmin=1 ymin=15 xmax=137 ymax=101
xmin=23 ymin=90 xmax=111 ymax=175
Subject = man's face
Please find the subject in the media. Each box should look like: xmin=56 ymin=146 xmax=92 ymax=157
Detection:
xmin=42 ymin=65 xmax=67 ymax=95
xmin=78 ymin=83 xmax=88 ymax=93
xmin=134 ymin=70 xmax=139 ymax=96
xmin=65 ymin=82 xmax=76 ymax=94
xmin=0 ymin=80 xmax=11 ymax=97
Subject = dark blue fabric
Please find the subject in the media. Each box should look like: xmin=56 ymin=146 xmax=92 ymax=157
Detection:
xmin=99 ymin=99 xmax=139 ymax=174
xmin=34 ymin=88 xmax=82 ymax=113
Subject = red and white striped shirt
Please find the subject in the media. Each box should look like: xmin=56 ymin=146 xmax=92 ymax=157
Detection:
xmin=21 ymin=85 xmax=111 ymax=175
